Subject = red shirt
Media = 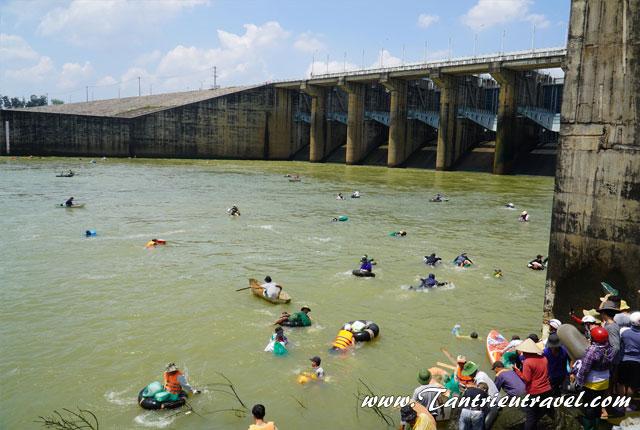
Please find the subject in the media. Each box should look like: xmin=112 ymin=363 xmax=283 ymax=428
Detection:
xmin=514 ymin=354 xmax=552 ymax=395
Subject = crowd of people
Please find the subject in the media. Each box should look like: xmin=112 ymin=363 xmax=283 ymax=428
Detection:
xmin=398 ymin=290 xmax=639 ymax=430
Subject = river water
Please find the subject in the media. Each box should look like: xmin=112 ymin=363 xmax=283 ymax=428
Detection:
xmin=0 ymin=157 xmax=554 ymax=429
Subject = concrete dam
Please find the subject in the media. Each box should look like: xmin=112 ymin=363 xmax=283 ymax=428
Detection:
xmin=0 ymin=49 xmax=564 ymax=175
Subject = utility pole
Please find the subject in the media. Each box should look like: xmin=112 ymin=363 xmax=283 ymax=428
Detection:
xmin=501 ymin=29 xmax=506 ymax=54
xmin=326 ymin=54 xmax=329 ymax=74
xmin=424 ymin=41 xmax=428 ymax=63
xmin=474 ymin=34 xmax=478 ymax=57
xmin=531 ymin=23 xmax=536 ymax=51
xmin=137 ymin=76 xmax=141 ymax=97
xmin=213 ymin=66 xmax=218 ymax=89
xmin=361 ymin=49 xmax=365 ymax=70
xmin=86 ymin=86 xmax=89 ymax=102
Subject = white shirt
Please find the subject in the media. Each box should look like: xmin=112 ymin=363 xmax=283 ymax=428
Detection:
xmin=314 ymin=367 xmax=324 ymax=379
xmin=262 ymin=282 xmax=280 ymax=299
xmin=474 ymin=371 xmax=499 ymax=397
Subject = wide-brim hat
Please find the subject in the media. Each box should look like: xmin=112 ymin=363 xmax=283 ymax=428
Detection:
xmin=301 ymin=306 xmax=311 ymax=312
xmin=582 ymin=309 xmax=602 ymax=323
xmin=516 ymin=338 xmax=542 ymax=355
xmin=548 ymin=319 xmax=562 ymax=330
xmin=165 ymin=362 xmax=178 ymax=372
xmin=461 ymin=361 xmax=479 ymax=377
xmin=620 ymin=300 xmax=631 ymax=311
xmin=598 ymin=301 xmax=621 ymax=314
xmin=417 ymin=368 xmax=432 ymax=384
xmin=456 ymin=355 xmax=467 ymax=363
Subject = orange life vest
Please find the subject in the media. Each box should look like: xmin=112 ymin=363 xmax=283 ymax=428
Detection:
xmin=163 ymin=370 xmax=183 ymax=394
xmin=332 ymin=329 xmax=354 ymax=350
xmin=456 ymin=367 xmax=473 ymax=387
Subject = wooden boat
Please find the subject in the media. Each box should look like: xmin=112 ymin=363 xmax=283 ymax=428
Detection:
xmin=249 ymin=278 xmax=291 ymax=304
xmin=486 ymin=329 xmax=509 ymax=365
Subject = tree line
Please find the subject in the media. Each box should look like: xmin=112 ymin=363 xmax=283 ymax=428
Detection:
xmin=0 ymin=95 xmax=64 ymax=109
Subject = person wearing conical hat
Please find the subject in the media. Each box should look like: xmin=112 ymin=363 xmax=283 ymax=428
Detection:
xmin=513 ymin=339 xmax=554 ymax=430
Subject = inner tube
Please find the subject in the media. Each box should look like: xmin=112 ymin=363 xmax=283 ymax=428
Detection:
xmin=557 ymin=324 xmax=589 ymax=361
xmin=352 ymin=269 xmax=375 ymax=277
xmin=138 ymin=389 xmax=187 ymax=410
xmin=345 ymin=320 xmax=380 ymax=342
xmin=280 ymin=320 xmax=306 ymax=327
xmin=338 ymin=215 xmax=349 ymax=222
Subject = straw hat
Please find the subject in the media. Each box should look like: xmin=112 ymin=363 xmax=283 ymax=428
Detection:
xmin=516 ymin=338 xmax=542 ymax=355
xmin=620 ymin=300 xmax=631 ymax=311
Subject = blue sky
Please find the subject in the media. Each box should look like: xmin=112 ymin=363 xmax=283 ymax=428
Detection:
xmin=0 ymin=0 xmax=569 ymax=102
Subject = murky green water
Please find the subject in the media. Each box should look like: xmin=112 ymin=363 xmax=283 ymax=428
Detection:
xmin=1 ymin=157 xmax=554 ymax=429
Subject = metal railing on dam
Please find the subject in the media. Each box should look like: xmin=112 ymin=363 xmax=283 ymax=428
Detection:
xmin=274 ymin=47 xmax=566 ymax=87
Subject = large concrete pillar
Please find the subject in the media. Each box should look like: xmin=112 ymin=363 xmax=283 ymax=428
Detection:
xmin=544 ymin=0 xmax=640 ymax=320
xmin=381 ymin=76 xmax=408 ymax=167
xmin=300 ymin=83 xmax=327 ymax=162
xmin=339 ymin=80 xmax=366 ymax=164
xmin=490 ymin=66 xmax=519 ymax=174
xmin=268 ymin=87 xmax=293 ymax=159
xmin=431 ymin=71 xmax=458 ymax=170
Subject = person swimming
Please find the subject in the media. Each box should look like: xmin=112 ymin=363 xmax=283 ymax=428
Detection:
xmin=336 ymin=193 xmax=344 ymax=200
xmin=454 ymin=253 xmax=473 ymax=267
xmin=518 ymin=211 xmax=530 ymax=222
xmin=351 ymin=191 xmax=360 ymax=198
xmin=424 ymin=253 xmax=442 ymax=266
xmin=505 ymin=202 xmax=515 ymax=208
xmin=528 ymin=255 xmax=547 ymax=270
xmin=415 ymin=273 xmax=446 ymax=289
xmin=493 ymin=269 xmax=503 ymax=278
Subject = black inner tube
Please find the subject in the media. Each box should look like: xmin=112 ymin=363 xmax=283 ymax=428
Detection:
xmin=138 ymin=388 xmax=187 ymax=410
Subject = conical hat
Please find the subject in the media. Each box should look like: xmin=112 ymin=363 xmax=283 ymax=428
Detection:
xmin=516 ymin=338 xmax=542 ymax=355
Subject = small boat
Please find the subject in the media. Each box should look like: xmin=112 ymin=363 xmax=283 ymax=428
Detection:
xmin=288 ymin=177 xmax=301 ymax=182
xmin=486 ymin=329 xmax=509 ymax=365
xmin=56 ymin=173 xmax=74 ymax=178
xmin=249 ymin=278 xmax=291 ymax=304
xmin=57 ymin=203 xmax=85 ymax=208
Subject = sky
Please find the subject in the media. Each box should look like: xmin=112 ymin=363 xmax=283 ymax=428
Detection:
xmin=0 ymin=0 xmax=570 ymax=103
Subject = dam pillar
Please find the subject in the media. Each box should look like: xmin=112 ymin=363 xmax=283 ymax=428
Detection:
xmin=268 ymin=87 xmax=293 ymax=159
xmin=381 ymin=76 xmax=408 ymax=167
xmin=490 ymin=66 xmax=520 ymax=174
xmin=339 ymin=80 xmax=366 ymax=164
xmin=431 ymin=71 xmax=458 ymax=170
xmin=300 ymin=83 xmax=327 ymax=162
xmin=544 ymin=0 xmax=640 ymax=320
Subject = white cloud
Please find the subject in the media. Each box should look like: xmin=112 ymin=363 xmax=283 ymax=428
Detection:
xmin=117 ymin=21 xmax=290 ymax=93
xmin=96 ymin=75 xmax=118 ymax=86
xmin=527 ymin=14 xmax=550 ymax=29
xmin=134 ymin=50 xmax=163 ymax=67
xmin=0 ymin=33 xmax=39 ymax=61
xmin=373 ymin=49 xmax=403 ymax=68
xmin=294 ymin=32 xmax=325 ymax=53
xmin=461 ymin=0 xmax=549 ymax=31
xmin=37 ymin=0 xmax=208 ymax=45
xmin=417 ymin=14 xmax=439 ymax=29
xmin=4 ymin=56 xmax=54 ymax=83
xmin=58 ymin=61 xmax=94 ymax=90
